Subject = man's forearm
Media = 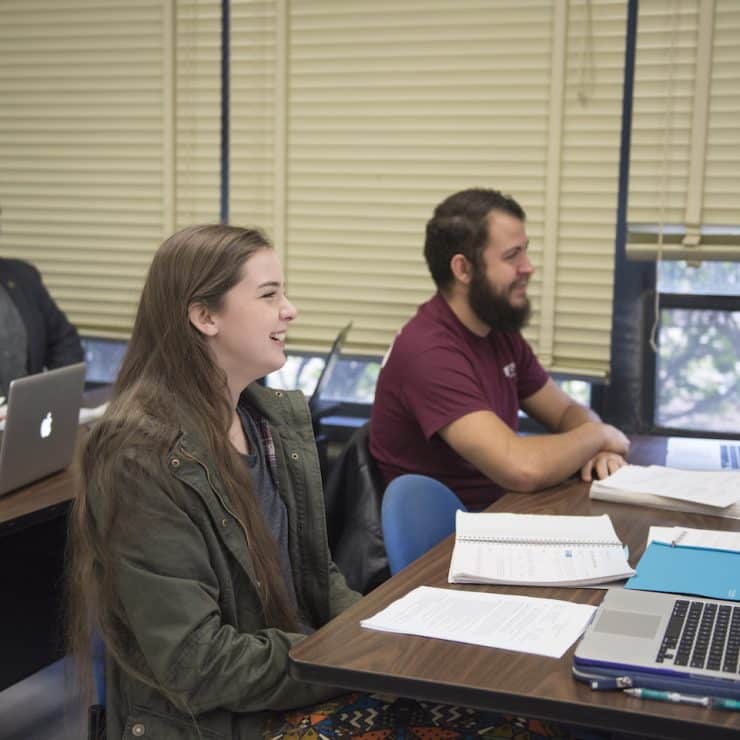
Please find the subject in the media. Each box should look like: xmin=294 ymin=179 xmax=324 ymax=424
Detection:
xmin=556 ymin=402 xmax=600 ymax=432
xmin=500 ymin=422 xmax=614 ymax=491
xmin=441 ymin=409 xmax=629 ymax=495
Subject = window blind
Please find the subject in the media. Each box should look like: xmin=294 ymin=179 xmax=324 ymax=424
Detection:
xmin=0 ymin=0 xmax=220 ymax=339
xmin=0 ymin=0 xmax=171 ymax=337
xmin=230 ymin=0 xmax=626 ymax=376
xmin=627 ymin=0 xmax=740 ymax=262
xmin=176 ymin=0 xmax=222 ymax=228
xmin=229 ymin=1 xmax=280 ymax=242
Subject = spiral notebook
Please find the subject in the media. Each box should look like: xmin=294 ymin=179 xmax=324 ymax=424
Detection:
xmin=448 ymin=512 xmax=635 ymax=587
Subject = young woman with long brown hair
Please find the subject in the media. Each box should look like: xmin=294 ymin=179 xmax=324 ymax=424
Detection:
xmin=67 ymin=224 xmax=581 ymax=739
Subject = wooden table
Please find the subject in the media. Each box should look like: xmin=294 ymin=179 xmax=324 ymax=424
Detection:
xmin=290 ymin=437 xmax=740 ymax=739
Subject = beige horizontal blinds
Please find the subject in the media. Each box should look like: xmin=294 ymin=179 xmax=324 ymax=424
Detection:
xmin=554 ymin=0 xmax=627 ymax=375
xmin=627 ymin=0 xmax=740 ymax=261
xmin=285 ymin=0 xmax=552 ymax=356
xmin=176 ymin=0 xmax=222 ymax=228
xmin=0 ymin=0 xmax=172 ymax=338
xmin=230 ymin=0 xmax=624 ymax=376
xmin=229 ymin=1 xmax=279 ymax=240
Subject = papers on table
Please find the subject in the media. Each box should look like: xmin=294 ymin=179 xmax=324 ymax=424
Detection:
xmin=666 ymin=437 xmax=740 ymax=471
xmin=360 ymin=585 xmax=596 ymax=659
xmin=627 ymin=525 xmax=740 ymax=600
xmin=647 ymin=525 xmax=740 ymax=552
xmin=627 ymin=540 xmax=740 ymax=602
xmin=79 ymin=402 xmax=109 ymax=425
xmin=589 ymin=464 xmax=740 ymax=518
xmin=448 ymin=512 xmax=634 ymax=587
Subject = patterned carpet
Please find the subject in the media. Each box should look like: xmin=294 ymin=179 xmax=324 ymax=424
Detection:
xmin=264 ymin=692 xmax=581 ymax=739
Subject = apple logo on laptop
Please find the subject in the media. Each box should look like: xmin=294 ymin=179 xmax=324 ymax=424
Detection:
xmin=40 ymin=411 xmax=53 ymax=439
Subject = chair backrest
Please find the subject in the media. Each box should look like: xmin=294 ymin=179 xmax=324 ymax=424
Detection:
xmin=88 ymin=631 xmax=106 ymax=740
xmin=381 ymin=474 xmax=467 ymax=574
xmin=323 ymin=422 xmax=389 ymax=593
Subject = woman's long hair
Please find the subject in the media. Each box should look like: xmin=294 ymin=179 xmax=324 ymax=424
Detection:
xmin=66 ymin=224 xmax=299 ymax=707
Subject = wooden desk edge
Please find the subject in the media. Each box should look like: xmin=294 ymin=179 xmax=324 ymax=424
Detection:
xmin=290 ymin=652 xmax=736 ymax=740
xmin=289 ymin=435 xmax=740 ymax=739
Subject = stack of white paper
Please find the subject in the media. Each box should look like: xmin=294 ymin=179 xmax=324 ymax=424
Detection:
xmin=448 ymin=512 xmax=634 ymax=587
xmin=360 ymin=585 xmax=596 ymax=659
xmin=665 ymin=437 xmax=740 ymax=471
xmin=647 ymin=525 xmax=740 ymax=552
xmin=590 ymin=464 xmax=740 ymax=518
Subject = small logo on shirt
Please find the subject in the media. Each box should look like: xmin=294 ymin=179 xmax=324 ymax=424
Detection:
xmin=503 ymin=362 xmax=517 ymax=379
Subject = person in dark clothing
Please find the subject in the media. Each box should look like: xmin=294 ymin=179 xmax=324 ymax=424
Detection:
xmin=0 ymin=257 xmax=84 ymax=395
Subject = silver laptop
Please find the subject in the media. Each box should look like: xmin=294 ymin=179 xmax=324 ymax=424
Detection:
xmin=574 ymin=588 xmax=740 ymax=698
xmin=0 ymin=363 xmax=86 ymax=496
xmin=666 ymin=437 xmax=740 ymax=470
xmin=307 ymin=321 xmax=352 ymax=421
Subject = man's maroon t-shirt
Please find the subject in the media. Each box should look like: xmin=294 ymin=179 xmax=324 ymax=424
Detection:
xmin=369 ymin=293 xmax=549 ymax=509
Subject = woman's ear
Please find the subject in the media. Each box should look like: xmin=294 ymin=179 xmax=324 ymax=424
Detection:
xmin=188 ymin=302 xmax=219 ymax=337
xmin=450 ymin=253 xmax=473 ymax=285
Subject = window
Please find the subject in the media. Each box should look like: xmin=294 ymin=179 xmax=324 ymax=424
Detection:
xmin=557 ymin=378 xmax=592 ymax=408
xmin=266 ymin=353 xmax=381 ymax=405
xmin=81 ymin=337 xmax=128 ymax=387
xmin=652 ymin=261 xmax=739 ymax=435
xmin=623 ymin=1 xmax=740 ymax=437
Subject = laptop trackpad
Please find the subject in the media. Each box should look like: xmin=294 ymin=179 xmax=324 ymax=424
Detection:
xmin=594 ymin=610 xmax=661 ymax=639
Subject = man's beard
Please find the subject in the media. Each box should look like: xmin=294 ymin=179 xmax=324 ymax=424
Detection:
xmin=468 ymin=266 xmax=530 ymax=333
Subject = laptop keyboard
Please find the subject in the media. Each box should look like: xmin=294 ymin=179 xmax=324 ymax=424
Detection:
xmin=657 ymin=599 xmax=740 ymax=672
xmin=721 ymin=443 xmax=740 ymax=469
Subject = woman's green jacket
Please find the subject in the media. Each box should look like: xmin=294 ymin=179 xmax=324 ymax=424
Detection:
xmin=95 ymin=383 xmax=360 ymax=739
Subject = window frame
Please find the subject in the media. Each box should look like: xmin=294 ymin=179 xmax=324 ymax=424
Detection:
xmin=642 ymin=291 xmax=740 ymax=440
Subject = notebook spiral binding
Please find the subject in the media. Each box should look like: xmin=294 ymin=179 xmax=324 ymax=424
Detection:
xmin=456 ymin=535 xmax=623 ymax=547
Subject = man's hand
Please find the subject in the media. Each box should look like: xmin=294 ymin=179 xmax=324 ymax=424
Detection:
xmin=600 ymin=424 xmax=630 ymax=456
xmin=580 ymin=451 xmax=627 ymax=482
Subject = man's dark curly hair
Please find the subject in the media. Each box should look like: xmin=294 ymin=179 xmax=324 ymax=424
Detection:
xmin=424 ymin=188 xmax=525 ymax=289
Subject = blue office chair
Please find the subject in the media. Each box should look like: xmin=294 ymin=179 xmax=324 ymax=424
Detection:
xmin=88 ymin=631 xmax=106 ymax=740
xmin=381 ymin=474 xmax=467 ymax=574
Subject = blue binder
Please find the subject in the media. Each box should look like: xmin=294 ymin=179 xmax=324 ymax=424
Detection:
xmin=625 ymin=541 xmax=740 ymax=601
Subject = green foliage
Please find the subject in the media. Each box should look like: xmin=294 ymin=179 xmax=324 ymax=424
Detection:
xmin=656 ymin=308 xmax=740 ymax=433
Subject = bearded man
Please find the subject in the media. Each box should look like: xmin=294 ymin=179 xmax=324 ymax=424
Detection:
xmin=369 ymin=188 xmax=629 ymax=509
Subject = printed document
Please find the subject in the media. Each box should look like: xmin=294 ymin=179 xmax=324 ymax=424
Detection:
xmin=647 ymin=525 xmax=740 ymax=552
xmin=448 ymin=512 xmax=634 ymax=586
xmin=590 ymin=465 xmax=740 ymax=508
xmin=360 ymin=586 xmax=596 ymax=658
xmin=666 ymin=437 xmax=740 ymax=471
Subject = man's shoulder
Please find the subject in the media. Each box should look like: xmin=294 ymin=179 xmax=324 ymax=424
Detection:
xmin=489 ymin=328 xmax=535 ymax=355
xmin=392 ymin=297 xmax=465 ymax=357
xmin=385 ymin=325 xmax=461 ymax=380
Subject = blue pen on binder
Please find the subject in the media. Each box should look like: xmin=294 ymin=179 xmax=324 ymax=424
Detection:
xmin=670 ymin=529 xmax=687 ymax=547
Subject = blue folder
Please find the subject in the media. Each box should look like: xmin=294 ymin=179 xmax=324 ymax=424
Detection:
xmin=625 ymin=541 xmax=740 ymax=601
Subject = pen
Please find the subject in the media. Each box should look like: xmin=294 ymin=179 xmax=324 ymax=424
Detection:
xmin=713 ymin=698 xmax=740 ymax=711
xmin=670 ymin=529 xmax=687 ymax=547
xmin=624 ymin=688 xmax=711 ymax=707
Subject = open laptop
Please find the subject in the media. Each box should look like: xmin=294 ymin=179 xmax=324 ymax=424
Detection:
xmin=573 ymin=588 xmax=740 ymax=698
xmin=666 ymin=437 xmax=740 ymax=470
xmin=307 ymin=321 xmax=352 ymax=423
xmin=0 ymin=362 xmax=86 ymax=496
